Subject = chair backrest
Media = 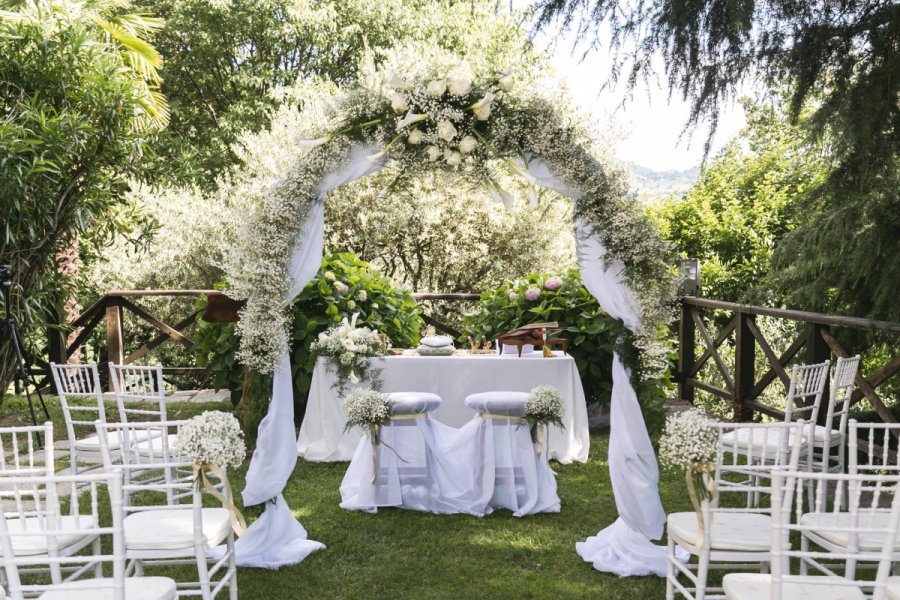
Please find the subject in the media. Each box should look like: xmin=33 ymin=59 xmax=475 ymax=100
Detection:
xmin=769 ymin=468 xmax=900 ymax=600
xmin=783 ymin=360 xmax=831 ymax=424
xmin=95 ymin=420 xmax=193 ymax=510
xmin=0 ymin=470 xmax=126 ymax=600
xmin=713 ymin=420 xmax=804 ymax=507
xmin=107 ymin=363 xmax=168 ymax=423
xmin=0 ymin=423 xmax=53 ymax=479
xmin=848 ymin=420 xmax=900 ymax=509
xmin=821 ymin=355 xmax=860 ymax=436
xmin=50 ymin=362 xmax=107 ymax=443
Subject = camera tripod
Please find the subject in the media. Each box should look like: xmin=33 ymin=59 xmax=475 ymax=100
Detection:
xmin=0 ymin=269 xmax=51 ymax=433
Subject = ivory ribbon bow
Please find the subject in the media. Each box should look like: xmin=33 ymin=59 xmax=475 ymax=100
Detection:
xmin=192 ymin=461 xmax=248 ymax=537
xmin=685 ymin=461 xmax=718 ymax=548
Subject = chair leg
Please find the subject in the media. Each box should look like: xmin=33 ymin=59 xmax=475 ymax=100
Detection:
xmin=195 ymin=550 xmax=213 ymax=600
xmin=799 ymin=537 xmax=809 ymax=576
xmin=227 ymin=532 xmax=238 ymax=600
xmin=133 ymin=559 xmax=144 ymax=576
xmin=93 ymin=537 xmax=103 ymax=577
xmin=666 ymin=536 xmax=676 ymax=600
xmin=695 ymin=551 xmax=710 ymax=600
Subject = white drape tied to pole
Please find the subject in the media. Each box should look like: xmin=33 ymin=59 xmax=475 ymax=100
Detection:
xmin=233 ymin=146 xmax=385 ymax=568
xmin=522 ymin=156 xmax=670 ymax=576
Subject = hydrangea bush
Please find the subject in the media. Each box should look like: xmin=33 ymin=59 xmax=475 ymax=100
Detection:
xmin=194 ymin=252 xmax=421 ymax=443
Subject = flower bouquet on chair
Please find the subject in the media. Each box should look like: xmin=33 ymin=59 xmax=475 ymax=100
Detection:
xmin=524 ymin=385 xmax=564 ymax=458
xmin=658 ymin=409 xmax=719 ymax=547
xmin=311 ymin=313 xmax=388 ymax=393
xmin=342 ymin=389 xmax=392 ymax=482
xmin=174 ymin=411 xmax=248 ymax=536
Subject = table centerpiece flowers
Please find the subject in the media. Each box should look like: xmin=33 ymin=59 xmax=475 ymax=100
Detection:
xmin=311 ymin=313 xmax=387 ymax=393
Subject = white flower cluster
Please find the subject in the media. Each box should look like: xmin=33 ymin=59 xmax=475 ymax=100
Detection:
xmin=341 ymin=388 xmax=391 ymax=430
xmin=174 ymin=411 xmax=246 ymax=469
xmin=311 ymin=315 xmax=385 ymax=389
xmin=525 ymin=385 xmax=564 ymax=426
xmin=657 ymin=409 xmax=718 ymax=471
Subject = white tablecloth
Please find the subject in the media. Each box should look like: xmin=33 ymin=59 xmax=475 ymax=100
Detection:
xmin=297 ymin=352 xmax=590 ymax=464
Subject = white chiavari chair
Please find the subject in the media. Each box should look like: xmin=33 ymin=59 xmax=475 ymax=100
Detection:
xmin=50 ymin=362 xmax=110 ymax=474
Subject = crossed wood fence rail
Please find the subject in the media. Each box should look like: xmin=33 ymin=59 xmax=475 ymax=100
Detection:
xmin=677 ymin=296 xmax=900 ymax=424
xmin=38 ymin=290 xmax=478 ymax=390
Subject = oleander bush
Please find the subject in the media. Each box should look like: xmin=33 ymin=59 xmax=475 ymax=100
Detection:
xmin=194 ymin=252 xmax=422 ymax=442
xmin=462 ymin=269 xmax=669 ymax=433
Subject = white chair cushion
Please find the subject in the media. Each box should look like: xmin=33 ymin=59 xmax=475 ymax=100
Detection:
xmin=38 ymin=576 xmax=177 ymax=600
xmin=810 ymin=424 xmax=840 ymax=444
xmin=465 ymin=392 xmax=529 ymax=417
xmin=385 ymin=392 xmax=441 ymax=415
xmin=799 ymin=511 xmax=900 ymax=551
xmin=720 ymin=427 xmax=800 ymax=455
xmin=886 ymin=576 xmax=900 ymax=600
xmin=124 ymin=508 xmax=231 ymax=551
xmin=0 ymin=515 xmax=96 ymax=556
xmin=723 ymin=573 xmax=864 ymax=599
xmin=73 ymin=429 xmax=158 ymax=452
xmin=667 ymin=511 xmax=772 ymax=552
xmin=131 ymin=434 xmax=180 ymax=458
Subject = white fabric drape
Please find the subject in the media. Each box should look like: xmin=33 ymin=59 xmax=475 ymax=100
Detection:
xmin=234 ymin=146 xmax=384 ymax=567
xmin=522 ymin=156 xmax=669 ymax=576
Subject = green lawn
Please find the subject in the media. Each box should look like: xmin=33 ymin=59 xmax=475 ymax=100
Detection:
xmin=2 ymin=395 xmax=696 ymax=599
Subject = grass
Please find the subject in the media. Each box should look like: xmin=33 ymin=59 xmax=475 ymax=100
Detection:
xmin=2 ymin=394 xmax=697 ymax=600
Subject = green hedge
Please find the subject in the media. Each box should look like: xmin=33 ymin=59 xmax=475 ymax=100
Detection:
xmin=194 ymin=252 xmax=422 ymax=442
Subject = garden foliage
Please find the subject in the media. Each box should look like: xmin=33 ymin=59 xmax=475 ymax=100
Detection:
xmin=194 ymin=253 xmax=421 ymax=441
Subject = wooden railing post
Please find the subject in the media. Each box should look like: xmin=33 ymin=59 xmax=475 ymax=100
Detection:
xmin=105 ymin=297 xmax=124 ymax=369
xmin=733 ymin=312 xmax=755 ymax=421
xmin=678 ymin=300 xmax=696 ymax=404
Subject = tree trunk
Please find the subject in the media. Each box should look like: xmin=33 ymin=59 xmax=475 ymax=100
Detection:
xmin=55 ymin=238 xmax=82 ymax=363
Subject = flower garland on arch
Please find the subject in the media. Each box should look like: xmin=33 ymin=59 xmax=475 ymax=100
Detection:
xmin=224 ymin=61 xmax=678 ymax=382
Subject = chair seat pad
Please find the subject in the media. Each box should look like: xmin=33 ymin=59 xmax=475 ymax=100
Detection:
xmin=723 ymin=573 xmax=864 ymax=599
xmin=38 ymin=577 xmax=177 ymax=600
xmin=124 ymin=508 xmax=231 ymax=551
xmin=0 ymin=515 xmax=96 ymax=556
xmin=74 ymin=429 xmax=157 ymax=452
xmin=810 ymin=424 xmax=840 ymax=444
xmin=667 ymin=511 xmax=772 ymax=551
xmin=720 ymin=427 xmax=800 ymax=455
xmin=464 ymin=392 xmax=529 ymax=417
xmin=131 ymin=434 xmax=180 ymax=458
xmin=385 ymin=392 xmax=441 ymax=415
xmin=799 ymin=511 xmax=900 ymax=551
xmin=886 ymin=576 xmax=900 ymax=600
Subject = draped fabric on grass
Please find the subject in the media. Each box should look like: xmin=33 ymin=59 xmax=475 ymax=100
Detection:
xmin=236 ymin=151 xmax=670 ymax=575
xmin=233 ymin=147 xmax=383 ymax=568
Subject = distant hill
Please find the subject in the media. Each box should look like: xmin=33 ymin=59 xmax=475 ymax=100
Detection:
xmin=628 ymin=163 xmax=700 ymax=199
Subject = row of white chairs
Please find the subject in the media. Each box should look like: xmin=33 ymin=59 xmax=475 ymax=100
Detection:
xmin=667 ymin=417 xmax=900 ymax=599
xmin=0 ymin=418 xmax=237 ymax=599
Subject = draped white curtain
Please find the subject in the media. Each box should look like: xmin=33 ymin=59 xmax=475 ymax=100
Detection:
xmin=238 ymin=146 xmax=669 ymax=575
xmin=233 ymin=147 xmax=384 ymax=567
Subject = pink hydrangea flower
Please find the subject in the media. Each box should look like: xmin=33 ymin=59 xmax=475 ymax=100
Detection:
xmin=508 ymin=291 xmax=519 ymax=302
xmin=334 ymin=281 xmax=349 ymax=296
xmin=544 ymin=276 xmax=563 ymax=290
xmin=524 ymin=287 xmax=541 ymax=301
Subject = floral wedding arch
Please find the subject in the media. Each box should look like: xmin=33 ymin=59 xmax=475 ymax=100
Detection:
xmin=223 ymin=59 xmax=679 ymax=575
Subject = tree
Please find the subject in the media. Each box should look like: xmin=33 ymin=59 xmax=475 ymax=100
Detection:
xmin=536 ymin=0 xmax=899 ymax=320
xmin=651 ymin=101 xmax=829 ymax=304
xmin=137 ymin=0 xmax=542 ymax=188
xmin=0 ymin=0 xmax=166 ymax=392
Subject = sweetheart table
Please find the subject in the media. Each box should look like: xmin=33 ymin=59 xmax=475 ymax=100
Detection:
xmin=297 ymin=352 xmax=590 ymax=464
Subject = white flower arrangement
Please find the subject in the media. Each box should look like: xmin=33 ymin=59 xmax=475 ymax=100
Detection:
xmin=525 ymin=385 xmax=564 ymax=428
xmin=658 ymin=409 xmax=718 ymax=471
xmin=311 ymin=313 xmax=386 ymax=392
xmin=175 ymin=411 xmax=246 ymax=470
xmin=341 ymin=388 xmax=391 ymax=432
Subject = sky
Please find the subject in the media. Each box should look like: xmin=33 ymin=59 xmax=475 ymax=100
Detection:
xmin=521 ymin=4 xmax=747 ymax=172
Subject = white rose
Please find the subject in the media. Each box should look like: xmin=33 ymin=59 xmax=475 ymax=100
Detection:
xmin=388 ymin=72 xmax=410 ymax=91
xmin=426 ymin=79 xmax=446 ymax=96
xmin=474 ymin=104 xmax=491 ymax=120
xmin=425 ymin=145 xmax=442 ymax=161
xmin=407 ymin=129 xmax=424 ymax=145
xmin=390 ymin=92 xmax=407 ymax=113
xmin=498 ymin=74 xmax=514 ymax=91
xmin=397 ymin=111 xmax=429 ymax=129
xmin=444 ymin=150 xmax=462 ymax=166
xmin=448 ymin=78 xmax=472 ymax=96
xmin=458 ymin=136 xmax=478 ymax=153
xmin=436 ymin=120 xmax=457 ymax=142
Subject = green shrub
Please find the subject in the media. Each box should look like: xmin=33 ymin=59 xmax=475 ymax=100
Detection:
xmin=462 ymin=269 xmax=669 ymax=433
xmin=194 ymin=252 xmax=422 ymax=442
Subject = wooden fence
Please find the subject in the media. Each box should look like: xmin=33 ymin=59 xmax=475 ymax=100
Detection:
xmin=676 ymin=297 xmax=900 ymax=424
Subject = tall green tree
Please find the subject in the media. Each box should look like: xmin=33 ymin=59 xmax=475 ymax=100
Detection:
xmin=536 ymin=0 xmax=899 ymax=320
xmin=138 ymin=0 xmax=540 ymax=187
xmin=0 ymin=0 xmax=166 ymax=391
xmin=651 ymin=102 xmax=830 ymax=304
